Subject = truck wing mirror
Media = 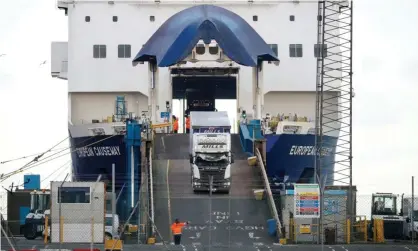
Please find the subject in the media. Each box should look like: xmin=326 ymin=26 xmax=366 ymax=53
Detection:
xmin=406 ymin=217 xmax=411 ymax=223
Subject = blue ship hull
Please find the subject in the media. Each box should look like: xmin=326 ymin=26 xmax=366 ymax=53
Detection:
xmin=265 ymin=134 xmax=338 ymax=189
xmin=69 ymin=135 xmax=136 ymax=221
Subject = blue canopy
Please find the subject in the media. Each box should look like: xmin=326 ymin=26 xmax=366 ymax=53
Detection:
xmin=132 ymin=4 xmax=279 ymax=67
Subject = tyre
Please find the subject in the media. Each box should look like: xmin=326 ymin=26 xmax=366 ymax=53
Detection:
xmin=23 ymin=223 xmax=37 ymax=240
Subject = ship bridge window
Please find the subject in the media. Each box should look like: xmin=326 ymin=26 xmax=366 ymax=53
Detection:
xmin=113 ymin=16 xmax=118 ymax=22
xmin=314 ymin=44 xmax=328 ymax=58
xmin=85 ymin=16 xmax=90 ymax=22
xmin=289 ymin=44 xmax=303 ymax=58
xmin=93 ymin=45 xmax=107 ymax=58
xmin=150 ymin=16 xmax=155 ymax=22
xmin=290 ymin=15 xmax=295 ymax=21
xmin=118 ymin=44 xmax=131 ymax=58
xmin=209 ymin=45 xmax=219 ymax=55
xmin=196 ymin=44 xmax=205 ymax=55
xmin=253 ymin=15 xmax=258 ymax=21
xmin=58 ymin=187 xmax=91 ymax=204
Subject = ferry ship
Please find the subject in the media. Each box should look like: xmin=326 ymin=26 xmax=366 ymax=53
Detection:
xmin=51 ymin=0 xmax=342 ymax=218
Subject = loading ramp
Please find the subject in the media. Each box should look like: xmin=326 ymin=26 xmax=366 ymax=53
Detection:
xmin=152 ymin=134 xmax=277 ymax=248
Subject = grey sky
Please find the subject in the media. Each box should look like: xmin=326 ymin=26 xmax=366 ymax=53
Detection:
xmin=0 ymin=0 xmax=417 ymax=196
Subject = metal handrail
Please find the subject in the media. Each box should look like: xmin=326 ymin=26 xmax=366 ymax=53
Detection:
xmin=149 ymin=148 xmax=155 ymax=235
xmin=255 ymin=148 xmax=282 ymax=239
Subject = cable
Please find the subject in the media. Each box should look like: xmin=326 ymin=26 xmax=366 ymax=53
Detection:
xmin=18 ymin=135 xmax=97 ymax=170
xmin=49 ymin=164 xmax=71 ymax=184
xmin=11 ymin=136 xmax=69 ymax=172
xmin=41 ymin=160 xmax=71 ymax=183
xmin=0 ymin=134 xmax=119 ymax=182
xmin=0 ymin=147 xmax=68 ymax=165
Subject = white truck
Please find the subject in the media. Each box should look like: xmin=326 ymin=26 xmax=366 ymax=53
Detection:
xmin=189 ymin=111 xmax=234 ymax=193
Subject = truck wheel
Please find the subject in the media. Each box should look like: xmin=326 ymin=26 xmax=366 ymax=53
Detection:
xmin=23 ymin=224 xmax=37 ymax=240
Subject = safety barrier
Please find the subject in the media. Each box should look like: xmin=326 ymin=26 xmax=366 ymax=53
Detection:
xmin=238 ymin=120 xmax=263 ymax=155
xmin=254 ymin=148 xmax=283 ymax=240
xmin=373 ymin=219 xmax=385 ymax=243
xmin=151 ymin=122 xmax=171 ymax=133
xmin=351 ymin=216 xmax=368 ymax=243
xmin=149 ymin=148 xmax=155 ymax=235
xmin=239 ymin=124 xmax=253 ymax=155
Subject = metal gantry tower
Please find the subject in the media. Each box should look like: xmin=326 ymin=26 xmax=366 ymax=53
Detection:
xmin=315 ymin=0 xmax=353 ymax=244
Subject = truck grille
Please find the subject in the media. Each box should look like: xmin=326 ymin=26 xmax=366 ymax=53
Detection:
xmin=198 ymin=168 xmax=226 ymax=182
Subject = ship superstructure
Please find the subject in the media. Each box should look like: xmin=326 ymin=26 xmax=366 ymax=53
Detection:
xmin=50 ymin=0 xmax=344 ymax=220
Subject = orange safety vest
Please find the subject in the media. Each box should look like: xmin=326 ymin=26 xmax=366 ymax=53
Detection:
xmin=173 ymin=119 xmax=179 ymax=131
xmin=171 ymin=222 xmax=186 ymax=235
xmin=186 ymin=117 xmax=190 ymax=129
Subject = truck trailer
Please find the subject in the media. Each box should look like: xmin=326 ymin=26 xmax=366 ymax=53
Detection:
xmin=189 ymin=111 xmax=234 ymax=193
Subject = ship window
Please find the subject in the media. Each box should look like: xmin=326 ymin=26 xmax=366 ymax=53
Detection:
xmin=253 ymin=15 xmax=258 ymax=21
xmin=196 ymin=44 xmax=205 ymax=55
xmin=85 ymin=16 xmax=90 ymax=22
xmin=57 ymin=187 xmax=91 ymax=204
xmin=314 ymin=44 xmax=328 ymax=58
xmin=268 ymin=44 xmax=278 ymax=56
xmin=150 ymin=16 xmax=155 ymax=22
xmin=118 ymin=44 xmax=131 ymax=58
xmin=317 ymin=15 xmax=323 ymax=21
xmin=289 ymin=44 xmax=303 ymax=58
xmin=290 ymin=15 xmax=295 ymax=21
xmin=209 ymin=45 xmax=219 ymax=55
xmin=113 ymin=16 xmax=118 ymax=22
xmin=93 ymin=45 xmax=107 ymax=58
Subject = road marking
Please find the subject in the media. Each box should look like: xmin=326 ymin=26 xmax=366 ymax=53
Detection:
xmin=340 ymin=245 xmax=348 ymax=251
xmin=404 ymin=247 xmax=413 ymax=251
xmin=31 ymin=245 xmax=36 ymax=249
xmin=161 ymin=136 xmax=166 ymax=152
xmin=181 ymin=244 xmax=186 ymax=251
xmin=167 ymin=159 xmax=172 ymax=241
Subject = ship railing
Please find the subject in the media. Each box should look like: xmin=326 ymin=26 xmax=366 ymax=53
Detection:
xmin=151 ymin=122 xmax=171 ymax=133
xmin=255 ymin=148 xmax=283 ymax=240
xmin=149 ymin=147 xmax=155 ymax=235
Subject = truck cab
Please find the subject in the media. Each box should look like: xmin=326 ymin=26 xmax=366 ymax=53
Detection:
xmin=24 ymin=190 xmax=51 ymax=240
xmin=370 ymin=193 xmax=405 ymax=240
xmin=190 ymin=133 xmax=233 ymax=193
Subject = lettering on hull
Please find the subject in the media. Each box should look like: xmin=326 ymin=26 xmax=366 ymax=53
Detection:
xmin=76 ymin=146 xmax=121 ymax=158
xmin=289 ymin=145 xmax=332 ymax=156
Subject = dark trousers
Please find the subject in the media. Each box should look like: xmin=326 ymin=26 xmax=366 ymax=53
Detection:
xmin=174 ymin=234 xmax=182 ymax=245
xmin=186 ymin=128 xmax=190 ymax=134
xmin=173 ymin=130 xmax=178 ymax=134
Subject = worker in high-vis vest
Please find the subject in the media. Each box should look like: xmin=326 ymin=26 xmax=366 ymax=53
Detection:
xmin=171 ymin=219 xmax=190 ymax=245
xmin=172 ymin=115 xmax=179 ymax=134
xmin=185 ymin=115 xmax=190 ymax=134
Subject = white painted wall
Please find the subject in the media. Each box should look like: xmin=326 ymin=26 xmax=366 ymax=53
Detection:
xmin=264 ymin=91 xmax=339 ymax=121
xmin=51 ymin=41 xmax=68 ymax=77
xmin=58 ymin=0 xmax=345 ymax=123
xmin=70 ymin=92 xmax=148 ymax=125
xmin=66 ymin=2 xmax=334 ymax=92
